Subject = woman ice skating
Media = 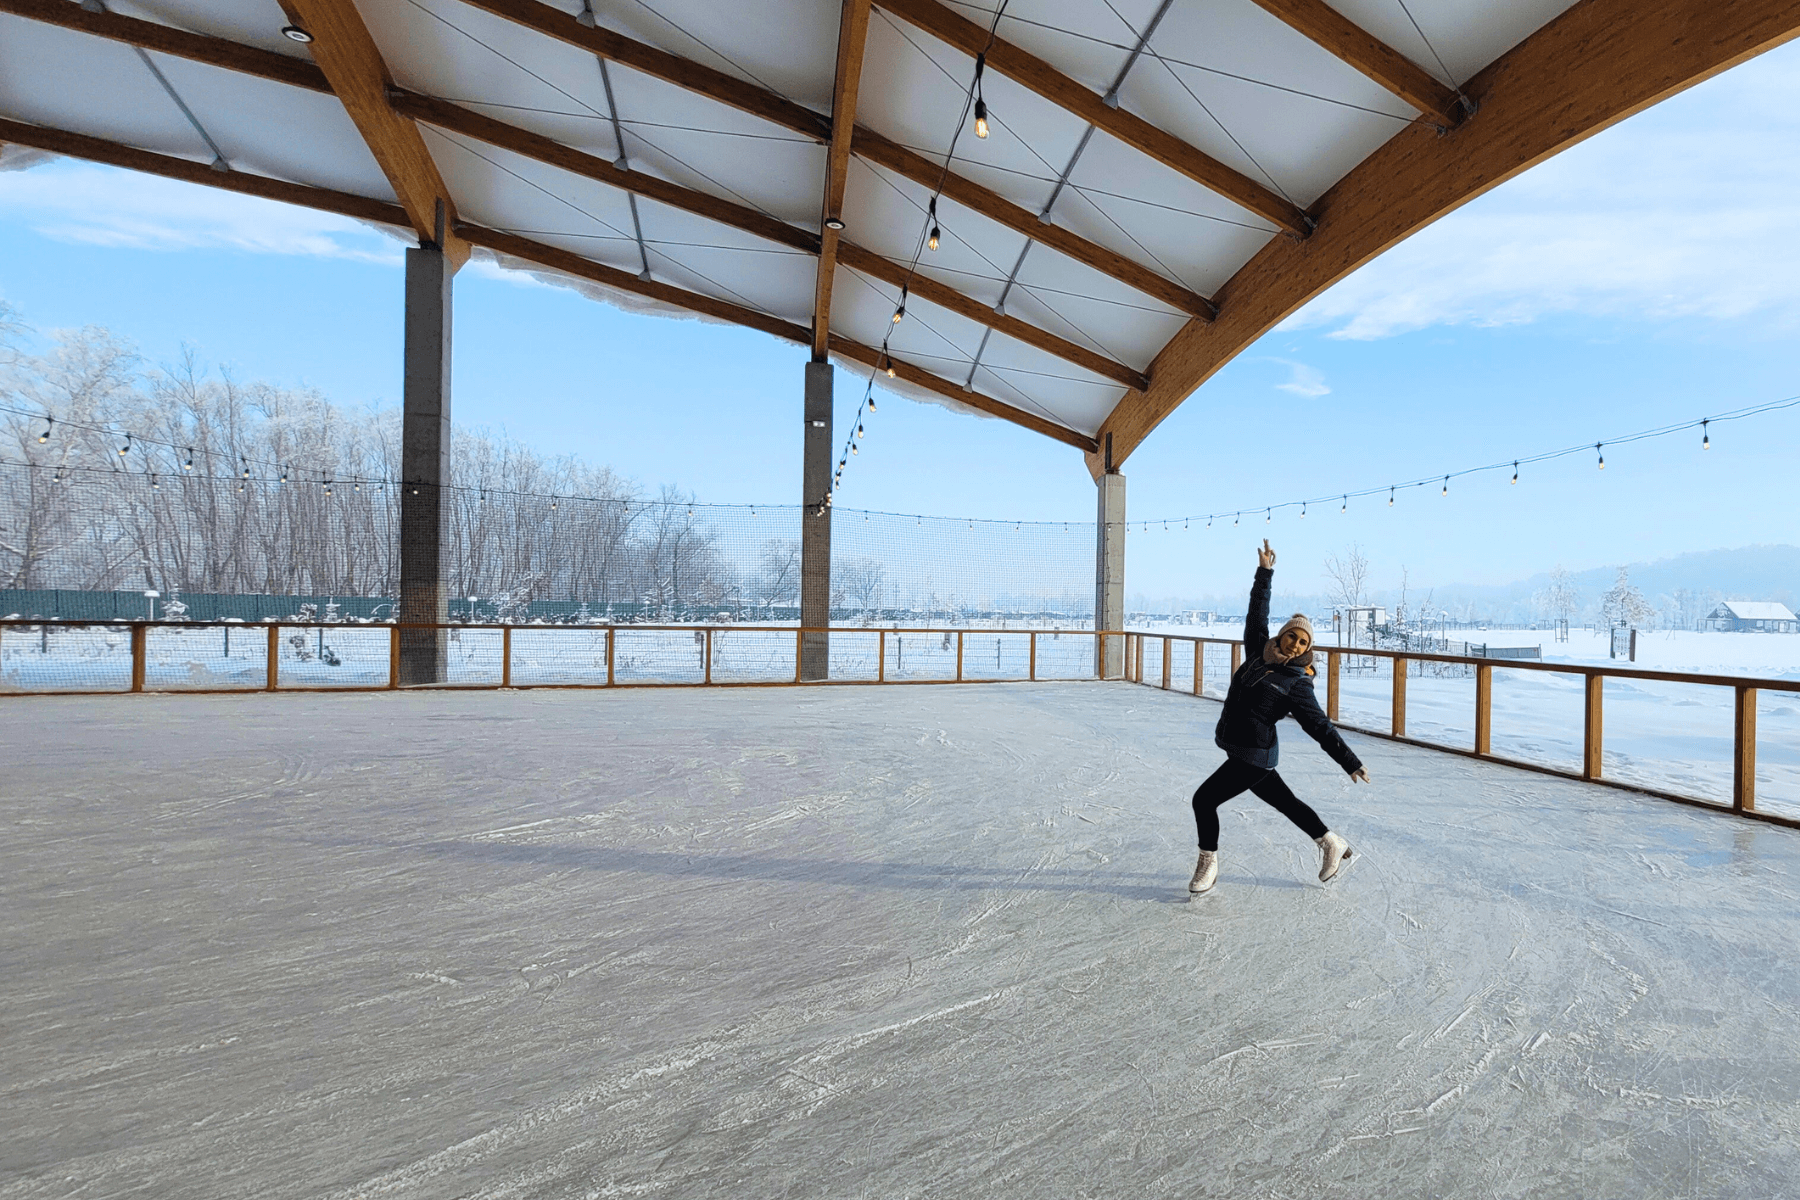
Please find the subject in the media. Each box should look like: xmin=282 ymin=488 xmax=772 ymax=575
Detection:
xmin=1189 ymin=539 xmax=1370 ymax=895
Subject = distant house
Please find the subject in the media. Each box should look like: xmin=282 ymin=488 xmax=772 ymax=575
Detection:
xmin=1707 ymin=601 xmax=1798 ymax=633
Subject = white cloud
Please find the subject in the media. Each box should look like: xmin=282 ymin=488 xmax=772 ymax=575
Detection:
xmin=1280 ymin=43 xmax=1800 ymax=340
xmin=0 ymin=158 xmax=403 ymax=264
xmin=1261 ymin=357 xmax=1330 ymax=397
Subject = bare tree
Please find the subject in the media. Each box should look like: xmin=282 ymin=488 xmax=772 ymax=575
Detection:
xmin=1323 ymin=543 xmax=1370 ymax=610
xmin=837 ymin=556 xmax=886 ymax=620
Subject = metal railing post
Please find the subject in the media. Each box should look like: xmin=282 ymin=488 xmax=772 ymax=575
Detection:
xmin=1734 ymin=685 xmax=1758 ymax=811
xmin=1193 ymin=640 xmax=1201 ymax=696
xmin=1326 ymin=650 xmax=1340 ymax=721
xmin=1028 ymin=631 xmax=1036 ymax=681
xmin=1391 ymin=655 xmax=1407 ymax=737
xmin=501 ymin=626 xmax=512 ymax=688
xmin=1161 ymin=637 xmax=1171 ymax=690
xmin=879 ymin=630 xmax=887 ymax=683
xmin=1583 ymin=674 xmax=1604 ymax=779
xmin=956 ymin=630 xmax=964 ymax=682
xmin=267 ymin=624 xmax=279 ymax=691
xmin=130 ymin=623 xmax=146 ymax=692
xmin=389 ymin=626 xmax=400 ymax=689
xmin=1474 ymin=662 xmax=1493 ymax=755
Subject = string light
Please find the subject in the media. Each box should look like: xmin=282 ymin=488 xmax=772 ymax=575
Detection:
xmin=1300 ymin=502 xmax=1307 ymax=519
xmin=892 ymin=287 xmax=907 ymax=324
xmin=1702 ymin=420 xmax=1710 ymax=449
xmin=1595 ymin=443 xmax=1605 ymax=469
xmin=118 ymin=433 xmax=131 ymax=457
xmin=353 ymin=479 xmax=361 ymax=491
xmin=240 ymin=458 xmax=251 ymax=480
xmin=856 ymin=424 xmax=864 ymax=439
xmin=1341 ymin=495 xmax=1347 ymax=512
xmin=1441 ymin=476 xmax=1449 ymax=495
xmin=37 ymin=417 xmax=51 ymax=444
xmin=867 ymin=397 xmax=876 ymax=412
xmin=1265 ymin=508 xmax=1271 ymax=523
xmin=1511 ymin=461 xmax=1518 ymax=484
xmin=1388 ymin=487 xmax=1394 ymax=507
xmin=323 ymin=479 xmax=332 ymax=496
xmin=150 ymin=473 xmax=160 ymax=490
xmin=280 ymin=465 xmax=289 ymax=484
xmin=53 ymin=467 xmax=62 ymax=484
xmin=183 ymin=448 xmax=194 ymax=472
xmin=972 ymin=53 xmax=990 ymax=138
xmin=883 ymin=356 xmax=895 ymax=378
xmin=927 ymin=197 xmax=940 ymax=252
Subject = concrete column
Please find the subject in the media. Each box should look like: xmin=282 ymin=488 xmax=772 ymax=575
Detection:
xmin=398 ymin=245 xmax=453 ymax=685
xmin=800 ymin=361 xmax=834 ymax=680
xmin=1095 ymin=470 xmax=1125 ymax=678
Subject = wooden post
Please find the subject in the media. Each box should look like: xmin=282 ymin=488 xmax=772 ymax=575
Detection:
xmin=1326 ymin=650 xmax=1340 ymax=721
xmin=956 ymin=630 xmax=964 ymax=682
xmin=879 ymin=630 xmax=887 ymax=683
xmin=704 ymin=628 xmax=712 ymax=685
xmin=1734 ymin=686 xmax=1757 ymax=812
xmin=1230 ymin=641 xmax=1242 ymax=676
xmin=1135 ymin=633 xmax=1144 ymax=683
xmin=607 ymin=626 xmax=616 ymax=686
xmin=267 ymin=624 xmax=279 ymax=691
xmin=130 ymin=623 xmax=146 ymax=693
xmin=501 ymin=625 xmax=512 ymax=688
xmin=1583 ymin=674 xmax=1604 ymax=779
xmin=1193 ymin=640 xmax=1201 ymax=696
xmin=388 ymin=626 xmax=400 ymax=689
xmin=1391 ymin=656 xmax=1407 ymax=737
xmin=795 ymin=628 xmax=804 ymax=684
xmin=1161 ymin=637 xmax=1171 ymax=689
xmin=1474 ymin=663 xmax=1493 ymax=755
xmin=1028 ymin=631 xmax=1036 ymax=681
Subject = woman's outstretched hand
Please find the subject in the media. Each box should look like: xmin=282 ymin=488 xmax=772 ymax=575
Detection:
xmin=1258 ymin=539 xmax=1276 ymax=569
xmin=1351 ymin=768 xmax=1371 ymax=784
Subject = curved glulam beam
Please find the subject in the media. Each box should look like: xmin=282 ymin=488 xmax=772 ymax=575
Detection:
xmin=814 ymin=0 xmax=875 ymax=358
xmin=1247 ymin=0 xmax=1463 ymax=126
xmin=877 ymin=0 xmax=1311 ymax=236
xmin=1090 ymin=0 xmax=1800 ymax=479
xmin=278 ymin=0 xmax=468 ymax=266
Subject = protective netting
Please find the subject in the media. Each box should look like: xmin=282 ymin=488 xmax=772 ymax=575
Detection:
xmin=0 ymin=461 xmax=1092 ymax=622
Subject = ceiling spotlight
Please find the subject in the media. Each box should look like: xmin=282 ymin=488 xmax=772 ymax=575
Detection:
xmin=281 ymin=24 xmax=314 ymax=43
xmin=824 ymin=217 xmax=845 ymax=231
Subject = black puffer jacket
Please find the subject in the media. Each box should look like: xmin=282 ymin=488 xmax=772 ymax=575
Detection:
xmin=1214 ymin=566 xmax=1362 ymax=774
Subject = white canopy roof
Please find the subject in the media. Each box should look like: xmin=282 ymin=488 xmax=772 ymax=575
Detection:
xmin=1 ymin=0 xmax=1793 ymax=467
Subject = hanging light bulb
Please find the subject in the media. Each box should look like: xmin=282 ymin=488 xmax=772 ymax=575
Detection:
xmin=1265 ymin=509 xmax=1271 ymax=523
xmin=1595 ymin=443 xmax=1605 ymax=470
xmin=972 ymin=54 xmax=990 ymax=138
xmin=37 ymin=417 xmax=52 ymax=444
xmin=851 ymin=443 xmax=858 ymax=455
xmin=280 ymin=465 xmax=289 ymax=484
xmin=410 ymin=482 xmax=419 ymax=495
xmin=1511 ymin=461 xmax=1518 ymax=485
xmin=151 ymin=473 xmax=160 ymax=490
xmin=1388 ymin=487 xmax=1394 ymax=507
xmin=1341 ymin=495 xmax=1347 ymax=512
xmin=1442 ymin=476 xmax=1449 ymax=495
xmin=1207 ymin=516 xmax=1212 ymax=528
xmin=237 ymin=479 xmax=245 ymax=494
xmin=183 ymin=448 xmax=194 ymax=472
xmin=53 ymin=467 xmax=62 ymax=484
xmin=867 ymin=397 xmax=876 ymax=412
xmin=892 ymin=287 xmax=907 ymax=324
xmin=551 ymin=497 xmax=558 ymax=510
xmin=1234 ymin=513 xmax=1239 ymax=526
xmin=1702 ymin=419 xmax=1710 ymax=450
xmin=241 ymin=458 xmax=250 ymax=479
xmin=118 ymin=433 xmax=131 ymax=457
xmin=354 ymin=479 xmax=362 ymax=491
xmin=884 ymin=358 xmax=896 ymax=378
xmin=1300 ymin=503 xmax=1307 ymax=519
xmin=323 ymin=480 xmax=333 ymax=495
xmin=856 ymin=424 xmax=864 ymax=438
xmin=927 ymin=197 xmax=941 ymax=251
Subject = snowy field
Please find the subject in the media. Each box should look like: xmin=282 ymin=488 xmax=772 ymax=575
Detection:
xmin=3 ymin=683 xmax=1799 ymax=1198
xmin=1135 ymin=624 xmax=1800 ymax=819
xmin=0 ymin=623 xmax=1100 ymax=692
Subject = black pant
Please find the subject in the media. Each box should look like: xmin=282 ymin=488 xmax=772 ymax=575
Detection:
xmin=1191 ymin=758 xmax=1328 ymax=851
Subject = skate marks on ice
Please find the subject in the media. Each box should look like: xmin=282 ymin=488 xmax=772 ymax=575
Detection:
xmin=3 ymin=683 xmax=1800 ymax=1197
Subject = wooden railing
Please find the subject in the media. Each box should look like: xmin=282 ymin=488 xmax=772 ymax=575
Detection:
xmin=1120 ymin=630 xmax=1798 ymax=832
xmin=0 ymin=619 xmax=1115 ymax=694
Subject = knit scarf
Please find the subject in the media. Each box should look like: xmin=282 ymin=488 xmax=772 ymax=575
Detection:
xmin=1262 ymin=639 xmax=1315 ymax=671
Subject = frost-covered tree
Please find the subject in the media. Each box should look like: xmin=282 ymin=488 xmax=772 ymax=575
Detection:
xmin=1323 ymin=543 xmax=1370 ymax=610
xmin=1600 ymin=567 xmax=1654 ymax=628
xmin=1537 ymin=565 xmax=1579 ymax=626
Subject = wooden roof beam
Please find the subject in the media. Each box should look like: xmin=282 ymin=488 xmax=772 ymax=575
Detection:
xmin=279 ymin=0 xmax=469 ymax=267
xmin=813 ymin=0 xmax=874 ymax=359
xmin=1090 ymin=0 xmax=1800 ymax=478
xmin=447 ymin=0 xmax=1211 ymax=317
xmin=459 ymin=225 xmax=1094 ymax=452
xmin=876 ymin=0 xmax=1311 ymax=236
xmin=1247 ymin=0 xmax=1464 ymax=127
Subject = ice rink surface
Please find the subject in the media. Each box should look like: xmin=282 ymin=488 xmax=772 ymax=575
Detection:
xmin=4 ymin=682 xmax=1799 ymax=1198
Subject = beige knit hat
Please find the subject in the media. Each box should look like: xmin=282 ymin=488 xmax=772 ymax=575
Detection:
xmin=1276 ymin=613 xmax=1315 ymax=643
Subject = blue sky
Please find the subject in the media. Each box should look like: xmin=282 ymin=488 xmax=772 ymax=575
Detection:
xmin=2 ymin=39 xmax=1797 ymax=604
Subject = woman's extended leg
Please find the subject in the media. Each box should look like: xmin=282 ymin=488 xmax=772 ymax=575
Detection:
xmin=1191 ymin=758 xmax=1266 ymax=851
xmin=1246 ymin=769 xmax=1329 ymax=841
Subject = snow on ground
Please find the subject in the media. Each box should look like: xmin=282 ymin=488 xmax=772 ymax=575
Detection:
xmin=3 ymin=684 xmax=1799 ymax=1197
xmin=1136 ymin=623 xmax=1800 ymax=818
